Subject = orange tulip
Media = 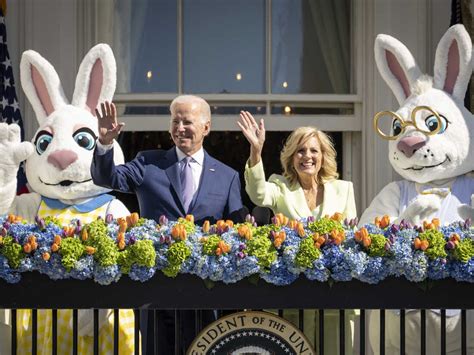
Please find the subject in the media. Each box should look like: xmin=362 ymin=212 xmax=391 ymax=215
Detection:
xmin=127 ymin=212 xmax=139 ymax=226
xmin=54 ymin=235 xmax=62 ymax=245
xmin=119 ymin=222 xmax=128 ymax=234
xmin=117 ymin=232 xmax=125 ymax=242
xmin=42 ymin=252 xmax=50 ymax=261
xmin=432 ymin=218 xmax=440 ymax=229
xmin=420 ymin=240 xmax=429 ymax=251
xmin=331 ymin=212 xmax=343 ymax=222
xmin=81 ymin=229 xmax=89 ymax=241
xmin=186 ymin=214 xmax=195 ymax=223
xmin=362 ymin=236 xmax=371 ymax=248
xmin=51 ymin=243 xmax=59 ymax=252
xmin=414 ymin=238 xmax=422 ymax=249
xmin=288 ymin=220 xmax=298 ymax=229
xmin=118 ymin=240 xmax=126 ymax=250
xmin=171 ymin=225 xmax=180 ymax=239
xmin=297 ymin=223 xmax=305 ymax=237
xmin=314 ymin=242 xmax=321 ymax=249
xmin=380 ymin=215 xmax=390 ymax=229
xmin=355 ymin=228 xmax=368 ymax=242
xmin=225 ymin=220 xmax=234 ymax=228
xmin=423 ymin=221 xmax=434 ymax=230
xmin=23 ymin=243 xmax=31 ymax=253
xmin=202 ymin=220 xmax=210 ymax=233
xmin=85 ymin=246 xmax=96 ymax=255
xmin=179 ymin=228 xmax=187 ymax=241
xmin=374 ymin=217 xmax=381 ymax=227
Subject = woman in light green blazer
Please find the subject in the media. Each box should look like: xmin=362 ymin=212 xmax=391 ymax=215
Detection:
xmin=238 ymin=111 xmax=357 ymax=353
xmin=238 ymin=111 xmax=356 ymax=220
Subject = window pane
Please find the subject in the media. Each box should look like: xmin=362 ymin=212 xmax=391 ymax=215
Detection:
xmin=114 ymin=0 xmax=177 ymax=93
xmin=183 ymin=0 xmax=266 ymax=94
xmin=272 ymin=0 xmax=351 ymax=94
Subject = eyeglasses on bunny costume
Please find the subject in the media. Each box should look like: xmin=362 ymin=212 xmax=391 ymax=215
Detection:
xmin=0 ymin=44 xmax=136 ymax=354
xmin=360 ymin=25 xmax=474 ymax=354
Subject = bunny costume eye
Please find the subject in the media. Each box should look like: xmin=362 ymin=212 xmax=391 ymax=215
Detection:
xmin=34 ymin=130 xmax=53 ymax=155
xmin=392 ymin=119 xmax=403 ymax=136
xmin=424 ymin=115 xmax=448 ymax=134
xmin=73 ymin=128 xmax=97 ymax=151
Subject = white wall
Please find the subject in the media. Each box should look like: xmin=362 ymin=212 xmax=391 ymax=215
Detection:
xmin=6 ymin=0 xmax=78 ymax=140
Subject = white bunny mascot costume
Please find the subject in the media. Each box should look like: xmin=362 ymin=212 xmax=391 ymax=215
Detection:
xmin=360 ymin=25 xmax=474 ymax=354
xmin=0 ymin=44 xmax=135 ymax=354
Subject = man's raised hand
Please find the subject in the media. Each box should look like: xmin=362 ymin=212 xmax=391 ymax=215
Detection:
xmin=95 ymin=101 xmax=125 ymax=145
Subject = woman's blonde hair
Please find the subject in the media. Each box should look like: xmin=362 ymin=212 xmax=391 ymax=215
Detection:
xmin=280 ymin=126 xmax=339 ymax=186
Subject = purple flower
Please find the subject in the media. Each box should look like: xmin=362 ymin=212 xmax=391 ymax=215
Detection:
xmin=105 ymin=214 xmax=114 ymax=224
xmin=446 ymin=241 xmax=456 ymax=250
xmin=159 ymin=215 xmax=168 ymax=225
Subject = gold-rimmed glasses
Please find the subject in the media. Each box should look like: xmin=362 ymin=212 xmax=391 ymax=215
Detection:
xmin=373 ymin=105 xmax=443 ymax=140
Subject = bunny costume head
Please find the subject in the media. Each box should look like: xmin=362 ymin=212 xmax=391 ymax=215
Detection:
xmin=374 ymin=24 xmax=474 ymax=184
xmin=20 ymin=44 xmax=124 ymax=200
xmin=360 ymin=24 xmax=474 ymax=227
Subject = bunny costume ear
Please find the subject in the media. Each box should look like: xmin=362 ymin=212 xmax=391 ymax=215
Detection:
xmin=72 ymin=43 xmax=116 ymax=116
xmin=20 ymin=50 xmax=68 ymax=124
xmin=433 ymin=24 xmax=472 ymax=102
xmin=374 ymin=34 xmax=422 ymax=105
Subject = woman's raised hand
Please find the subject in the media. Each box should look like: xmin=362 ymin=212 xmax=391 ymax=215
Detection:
xmin=238 ymin=110 xmax=265 ymax=151
xmin=95 ymin=101 xmax=125 ymax=145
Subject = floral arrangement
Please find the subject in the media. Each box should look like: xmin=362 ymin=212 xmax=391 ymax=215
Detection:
xmin=0 ymin=212 xmax=473 ymax=286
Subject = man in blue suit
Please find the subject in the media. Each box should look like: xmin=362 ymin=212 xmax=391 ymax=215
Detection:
xmin=91 ymin=95 xmax=243 ymax=224
xmin=91 ymin=95 xmax=244 ymax=354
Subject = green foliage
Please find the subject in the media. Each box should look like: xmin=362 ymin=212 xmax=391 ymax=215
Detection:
xmin=253 ymin=224 xmax=280 ymax=239
xmin=246 ymin=235 xmax=277 ymax=269
xmin=1 ymin=237 xmax=24 ymax=268
xmin=60 ymin=237 xmax=84 ymax=271
xmin=43 ymin=216 xmax=62 ymax=229
xmin=202 ymin=235 xmax=221 ymax=255
xmin=84 ymin=219 xmax=118 ymax=266
xmin=453 ymin=238 xmax=474 ymax=263
xmin=295 ymin=237 xmax=321 ymax=268
xmin=308 ymin=217 xmax=343 ymax=235
xmin=118 ymin=240 xmax=156 ymax=273
xmin=419 ymin=230 xmax=447 ymax=260
xmin=368 ymin=234 xmax=388 ymax=257
xmin=176 ymin=218 xmax=196 ymax=235
xmin=163 ymin=241 xmax=191 ymax=277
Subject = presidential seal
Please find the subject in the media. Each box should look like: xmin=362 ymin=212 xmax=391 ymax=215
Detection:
xmin=187 ymin=311 xmax=314 ymax=355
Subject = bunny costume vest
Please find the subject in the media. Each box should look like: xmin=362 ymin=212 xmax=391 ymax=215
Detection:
xmin=37 ymin=194 xmax=115 ymax=224
xmin=397 ymin=175 xmax=474 ymax=224
xmin=17 ymin=194 xmax=136 ymax=354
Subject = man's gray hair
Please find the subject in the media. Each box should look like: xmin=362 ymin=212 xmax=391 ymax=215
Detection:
xmin=170 ymin=95 xmax=211 ymax=124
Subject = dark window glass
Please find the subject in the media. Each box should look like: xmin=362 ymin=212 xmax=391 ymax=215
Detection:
xmin=115 ymin=0 xmax=178 ymax=93
xmin=272 ymin=0 xmax=351 ymax=94
xmin=183 ymin=0 xmax=266 ymax=93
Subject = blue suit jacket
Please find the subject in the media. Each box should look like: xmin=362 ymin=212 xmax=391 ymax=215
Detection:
xmin=91 ymin=147 xmax=244 ymax=224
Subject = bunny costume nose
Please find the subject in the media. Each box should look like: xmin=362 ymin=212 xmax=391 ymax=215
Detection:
xmin=397 ymin=136 xmax=426 ymax=158
xmin=47 ymin=149 xmax=78 ymax=170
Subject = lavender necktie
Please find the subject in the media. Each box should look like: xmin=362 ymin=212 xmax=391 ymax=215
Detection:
xmin=180 ymin=157 xmax=193 ymax=212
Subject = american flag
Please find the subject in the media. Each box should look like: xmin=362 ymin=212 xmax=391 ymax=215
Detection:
xmin=0 ymin=7 xmax=28 ymax=193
